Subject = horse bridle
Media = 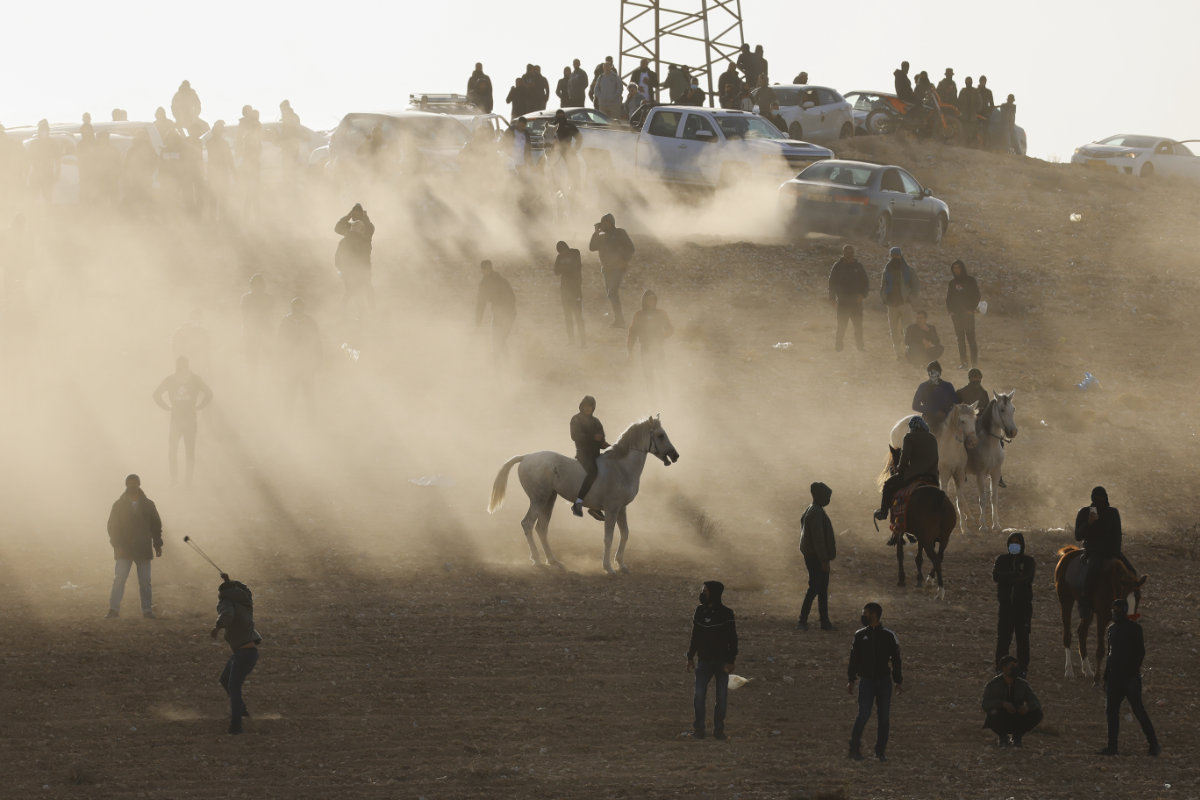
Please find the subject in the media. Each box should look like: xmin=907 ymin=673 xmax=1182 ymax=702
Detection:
xmin=984 ymin=402 xmax=1013 ymax=445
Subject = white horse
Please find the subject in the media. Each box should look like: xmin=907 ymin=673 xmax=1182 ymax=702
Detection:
xmin=890 ymin=403 xmax=979 ymax=531
xmin=966 ymin=391 xmax=1018 ymax=531
xmin=487 ymin=416 xmax=680 ymax=574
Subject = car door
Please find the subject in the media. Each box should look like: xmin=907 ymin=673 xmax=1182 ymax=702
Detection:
xmin=676 ymin=112 xmax=719 ymax=183
xmin=1176 ymin=141 xmax=1200 ymax=180
xmin=877 ymin=167 xmax=913 ymax=232
xmin=796 ymin=88 xmax=823 ymax=139
xmin=636 ymin=109 xmax=685 ymax=180
xmin=898 ymin=169 xmax=935 ymax=234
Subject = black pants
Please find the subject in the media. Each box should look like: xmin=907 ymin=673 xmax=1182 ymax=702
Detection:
xmin=1105 ymin=675 xmax=1157 ymax=751
xmin=984 ymin=708 xmax=1042 ymax=738
xmin=835 ymin=302 xmax=863 ymax=351
xmin=561 ymin=289 xmax=584 ymax=346
xmin=951 ymin=312 xmax=978 ymax=365
xmin=220 ymin=647 xmax=259 ymax=728
xmin=800 ymin=554 xmax=830 ymax=624
xmin=996 ymin=603 xmax=1031 ymax=675
xmin=576 ymin=455 xmax=598 ymax=502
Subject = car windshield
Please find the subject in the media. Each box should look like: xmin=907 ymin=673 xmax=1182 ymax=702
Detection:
xmin=773 ymin=88 xmax=801 ymax=107
xmin=717 ymin=116 xmax=783 ymax=140
xmin=1099 ymin=135 xmax=1157 ymax=149
xmin=851 ymin=94 xmax=879 ymax=111
xmin=799 ymin=162 xmax=873 ymax=186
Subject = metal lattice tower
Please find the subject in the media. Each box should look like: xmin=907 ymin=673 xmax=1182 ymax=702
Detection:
xmin=619 ymin=0 xmax=745 ymax=106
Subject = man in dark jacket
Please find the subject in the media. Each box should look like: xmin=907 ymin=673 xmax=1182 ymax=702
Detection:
xmin=475 ymin=260 xmax=516 ymax=362
xmin=210 ymin=576 xmax=262 ymax=735
xmin=1000 ymin=95 xmax=1019 ymax=153
xmin=847 ymin=601 xmax=902 ymax=760
xmin=956 ymin=368 xmax=989 ymax=409
xmin=554 ymin=240 xmax=585 ymax=347
xmin=876 ymin=417 xmax=939 ymax=536
xmin=798 ymin=482 xmax=836 ymax=631
xmin=911 ymin=360 xmax=957 ymax=429
xmin=588 ymin=213 xmax=634 ymax=328
xmin=334 ymin=204 xmax=376 ymax=315
xmin=894 ymin=61 xmax=913 ymax=103
xmin=945 ymin=259 xmax=981 ymax=368
xmin=106 ymin=474 xmax=164 ymax=619
xmin=904 ymin=311 xmax=944 ymax=366
xmin=828 ymin=244 xmax=868 ymax=352
xmin=568 ymin=59 xmax=589 ymax=107
xmin=735 ymin=44 xmax=758 ymax=86
xmin=936 ymin=68 xmax=958 ymax=105
xmin=1098 ymin=599 xmax=1160 ymax=756
xmin=957 ymin=78 xmax=982 ymax=146
xmin=687 ymin=580 xmax=738 ymax=740
xmin=506 ymin=77 xmax=535 ymax=119
xmin=1074 ymin=486 xmax=1134 ymax=617
xmin=467 ymin=63 xmax=494 ymax=113
xmin=981 ymin=656 xmax=1043 ymax=746
xmin=525 ymin=64 xmax=551 ymax=111
xmin=880 ymin=247 xmax=919 ymax=359
xmin=570 ymin=395 xmax=609 ymax=519
xmin=717 ymin=62 xmax=742 ymax=109
xmin=993 ymin=532 xmax=1035 ymax=676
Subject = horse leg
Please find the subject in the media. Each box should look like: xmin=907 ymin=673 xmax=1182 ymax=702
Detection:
xmin=1077 ymin=613 xmax=1093 ymax=679
xmin=990 ymin=468 xmax=1002 ymax=531
xmin=896 ymin=540 xmax=906 ymax=587
xmin=932 ymin=539 xmax=946 ymax=600
xmin=521 ymin=501 xmax=541 ymax=566
xmin=534 ymin=495 xmax=564 ymax=569
xmin=601 ymin=514 xmax=617 ymax=575
xmin=950 ymin=472 xmax=966 ymax=534
xmin=915 ymin=546 xmax=925 ymax=586
xmin=1061 ymin=590 xmax=1076 ymax=678
xmin=614 ymin=507 xmax=631 ymax=573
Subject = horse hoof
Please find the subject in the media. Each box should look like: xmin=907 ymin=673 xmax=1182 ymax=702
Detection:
xmin=603 ymin=567 xmax=616 ymax=576
xmin=618 ymin=564 xmax=631 ymax=574
xmin=551 ymin=560 xmax=566 ymax=570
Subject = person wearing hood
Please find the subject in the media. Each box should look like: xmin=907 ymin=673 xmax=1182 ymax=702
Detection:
xmin=593 ymin=62 xmax=624 ymax=120
xmin=210 ymin=575 xmax=263 ymax=735
xmin=554 ymin=240 xmax=585 ymax=347
xmin=992 ymin=531 xmax=1035 ymax=676
xmin=945 ymin=259 xmax=981 ymax=368
xmin=880 ymin=247 xmax=919 ymax=360
xmin=981 ymin=656 xmax=1042 ymax=746
xmin=1073 ymin=486 xmax=1135 ymax=617
xmin=846 ymin=602 xmax=902 ymax=761
xmin=570 ymin=396 xmax=609 ymax=519
xmin=171 ymin=80 xmax=202 ymax=133
xmin=588 ymin=213 xmax=634 ymax=328
xmin=1098 ymin=598 xmax=1160 ymax=756
xmin=687 ymin=580 xmax=738 ymax=740
xmin=875 ymin=416 xmax=939 ymax=542
xmin=627 ymin=290 xmax=674 ymax=389
xmin=467 ymin=63 xmax=494 ymax=113
xmin=911 ymin=360 xmax=957 ymax=430
xmin=106 ymin=474 xmax=164 ymax=619
xmin=798 ymin=482 xmax=836 ymax=631
xmin=828 ymin=244 xmax=869 ymax=352
xmin=475 ymin=260 xmax=516 ymax=362
xmin=894 ymin=61 xmax=913 ymax=103
xmin=334 ymin=204 xmax=376 ymax=315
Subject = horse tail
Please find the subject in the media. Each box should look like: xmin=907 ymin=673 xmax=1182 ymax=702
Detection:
xmin=1056 ymin=544 xmax=1079 ymax=557
xmin=876 ymin=449 xmax=897 ymax=490
xmin=488 ymin=455 xmax=525 ymax=514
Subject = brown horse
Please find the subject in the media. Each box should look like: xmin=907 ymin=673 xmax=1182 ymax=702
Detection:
xmin=883 ymin=446 xmax=958 ymax=599
xmin=1054 ymin=545 xmax=1147 ymax=682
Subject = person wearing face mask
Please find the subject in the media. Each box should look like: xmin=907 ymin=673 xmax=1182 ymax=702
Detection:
xmin=911 ymin=360 xmax=957 ymax=432
xmin=981 ymin=656 xmax=1042 ymax=747
xmin=992 ymin=532 xmax=1035 ymax=676
xmin=1098 ymin=598 xmax=1160 ymax=756
xmin=686 ymin=581 xmax=738 ymax=740
xmin=797 ymin=482 xmax=836 ymax=631
xmin=846 ymin=602 xmax=902 ymax=761
xmin=875 ymin=416 xmax=939 ymax=539
xmin=679 ymin=76 xmax=706 ymax=106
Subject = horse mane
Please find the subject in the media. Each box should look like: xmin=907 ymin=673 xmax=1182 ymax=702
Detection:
xmin=608 ymin=417 xmax=659 ymax=458
xmin=977 ymin=398 xmax=998 ymax=435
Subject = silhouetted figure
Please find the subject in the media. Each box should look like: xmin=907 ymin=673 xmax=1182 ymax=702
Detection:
xmin=978 ymin=76 xmax=996 ymax=146
xmin=958 ymin=78 xmax=982 ymax=146
xmin=467 ymin=63 xmax=494 ymax=113
xmin=679 ymin=76 xmax=705 ymax=106
xmin=240 ymin=273 xmax=275 ymax=379
xmin=553 ymin=109 xmax=582 ymax=188
xmin=937 ymin=69 xmax=958 ymax=105
xmin=736 ymin=44 xmax=759 ymax=86
xmin=630 ymin=58 xmax=659 ymax=102
xmin=556 ymin=67 xmax=572 ymax=108
xmin=28 ymin=120 xmax=60 ymax=204
xmin=792 ymin=71 xmax=809 ymax=85
xmin=570 ymin=395 xmax=609 ymax=518
xmin=206 ymin=120 xmax=235 ymax=221
xmin=111 ymin=109 xmax=128 ymax=122
xmin=627 ymin=290 xmax=674 ymax=389
xmin=664 ymin=64 xmax=690 ymax=103
xmin=172 ymin=309 xmax=211 ymax=375
xmin=171 ymin=80 xmax=203 ymax=133
xmin=475 ymin=260 xmax=516 ymax=362
xmin=277 ymin=298 xmax=321 ymax=415
xmin=904 ymin=311 xmax=944 ymax=366
xmin=554 ymin=240 xmax=585 ymax=347
xmin=526 ymin=64 xmax=551 ymax=111
xmin=589 ymin=213 xmax=634 ymax=328
xmin=753 ymin=45 xmax=768 ymax=84
xmin=334 ymin=204 xmax=376 ymax=317
xmin=718 ymin=62 xmax=742 ymax=109
xmin=210 ymin=576 xmax=262 ymax=736
xmin=894 ymin=61 xmax=913 ymax=103
xmin=589 ymin=56 xmax=616 ymax=107
xmin=279 ymin=100 xmax=303 ymax=174
xmin=106 ymin=474 xmax=163 ymax=619
xmin=507 ymin=77 xmax=536 ymax=119
xmin=880 ymin=247 xmax=919 ymax=359
xmin=78 ymin=113 xmax=97 ymax=204
xmin=1000 ymin=95 xmax=1019 ymax=154
xmin=153 ymin=356 xmax=212 ymax=486
xmin=593 ymin=63 xmax=623 ymax=120
xmin=568 ymin=59 xmax=589 ymax=106
xmin=828 ymin=244 xmax=869 ymax=352
xmin=236 ymin=106 xmax=262 ymax=215
xmin=122 ymin=128 xmax=158 ymax=214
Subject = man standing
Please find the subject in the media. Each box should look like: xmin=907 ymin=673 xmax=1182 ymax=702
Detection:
xmin=978 ymin=75 xmax=996 ymax=146
xmin=467 ymin=63 xmax=494 ymax=113
xmin=593 ymin=63 xmax=624 ymax=121
xmin=568 ymin=59 xmax=589 ymax=107
xmin=945 ymin=259 xmax=981 ymax=368
xmin=555 ymin=67 xmax=572 ymax=108
xmin=528 ymin=65 xmax=551 ymax=111
xmin=241 ymin=273 xmax=275 ymax=380
xmin=277 ymin=298 xmax=321 ymax=416
xmin=334 ymin=203 xmax=376 ymax=316
xmin=981 ymin=656 xmax=1043 ymax=746
xmin=506 ymin=77 xmax=533 ymax=120
xmin=911 ymin=361 xmax=957 ymax=430
xmin=106 ymin=474 xmax=163 ymax=619
xmin=956 ymin=368 xmax=989 ymax=409
xmin=1098 ymin=598 xmax=1161 ymax=756
xmin=992 ymin=532 xmax=1035 ymax=676
xmin=570 ymin=395 xmax=609 ymax=519
xmin=589 ymin=213 xmax=634 ymax=328
xmin=630 ymin=58 xmax=658 ymax=103
xmin=153 ymin=356 xmax=213 ymax=487
xmin=687 ymin=581 xmax=738 ymax=740
xmin=957 ymin=78 xmax=982 ymax=146
xmin=797 ymin=482 xmax=836 ymax=632
xmin=847 ymin=602 xmax=902 ymax=761
xmin=936 ymin=68 xmax=958 ymax=105
xmin=1000 ymin=94 xmax=1019 ymax=154
xmin=210 ymin=574 xmax=262 ymax=735
xmin=880 ymin=247 xmax=918 ymax=360
xmin=894 ymin=61 xmax=913 ymax=103
xmin=627 ymin=290 xmax=674 ymax=389
xmin=553 ymin=109 xmax=582 ymax=188
xmin=904 ymin=311 xmax=944 ymax=367
xmin=554 ymin=240 xmax=585 ymax=347
xmin=828 ymin=235 xmax=867 ymax=352
xmin=718 ymin=62 xmax=742 ymax=109
xmin=475 ymin=260 xmax=516 ymax=363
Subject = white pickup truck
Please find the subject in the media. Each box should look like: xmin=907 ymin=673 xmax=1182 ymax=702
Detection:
xmin=576 ymin=105 xmax=833 ymax=188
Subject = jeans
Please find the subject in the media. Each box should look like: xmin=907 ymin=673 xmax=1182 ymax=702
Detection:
xmin=886 ymin=303 xmax=913 ymax=357
xmin=996 ymin=603 xmax=1031 ymax=674
xmin=850 ymin=677 xmax=892 ymax=755
xmin=110 ymin=559 xmax=152 ymax=613
xmin=603 ymin=267 xmax=625 ymax=326
xmin=1105 ymin=675 xmax=1157 ymax=750
xmin=168 ymin=415 xmax=197 ymax=485
xmin=220 ymin=647 xmax=259 ymax=726
xmin=951 ymin=312 xmax=978 ymax=365
xmin=800 ymin=554 xmax=830 ymax=624
xmin=693 ymin=659 xmax=729 ymax=733
xmin=835 ymin=301 xmax=864 ymax=351
xmin=561 ymin=289 xmax=585 ymax=346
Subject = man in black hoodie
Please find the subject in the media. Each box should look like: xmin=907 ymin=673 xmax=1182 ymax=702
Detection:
xmin=554 ymin=241 xmax=585 ymax=347
xmin=828 ymin=245 xmax=868 ymax=352
xmin=993 ymin=531 xmax=1035 ymax=676
xmin=334 ymin=204 xmax=376 ymax=316
xmin=945 ymin=259 xmax=981 ymax=368
xmin=588 ymin=213 xmax=634 ymax=328
xmin=687 ymin=581 xmax=737 ymax=740
xmin=1074 ymin=486 xmax=1134 ymax=617
xmin=798 ymin=482 xmax=836 ymax=631
xmin=106 ymin=474 xmax=164 ymax=619
xmin=1098 ymin=598 xmax=1159 ymax=756
xmin=210 ymin=575 xmax=263 ymax=735
xmin=847 ymin=601 xmax=903 ymax=761
xmin=894 ymin=61 xmax=913 ymax=103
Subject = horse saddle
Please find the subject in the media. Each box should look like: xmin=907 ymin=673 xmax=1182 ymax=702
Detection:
xmin=889 ymin=479 xmax=938 ymax=537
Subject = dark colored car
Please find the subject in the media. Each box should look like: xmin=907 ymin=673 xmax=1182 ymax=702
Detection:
xmin=514 ymin=107 xmax=617 ymax=158
xmin=778 ymin=159 xmax=950 ymax=245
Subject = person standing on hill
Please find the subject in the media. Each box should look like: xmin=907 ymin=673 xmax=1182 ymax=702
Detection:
xmin=978 ymin=76 xmax=996 ymax=145
xmin=992 ymin=531 xmax=1035 ymax=676
xmin=880 ymin=247 xmax=919 ymax=360
xmin=936 ymin=68 xmax=958 ymax=105
xmin=467 ymin=63 xmax=494 ymax=113
xmin=475 ymin=260 xmax=516 ymax=363
xmin=153 ymin=356 xmax=213 ymax=487
xmin=1000 ymin=95 xmax=1019 ymax=154
xmin=570 ymin=395 xmax=609 ymax=519
xmin=847 ymin=601 xmax=902 ymax=761
xmin=334 ymin=204 xmax=376 ymax=316
xmin=687 ymin=580 xmax=738 ymax=740
xmin=945 ymin=259 xmax=981 ymax=368
xmin=554 ymin=240 xmax=585 ymax=347
xmin=1097 ymin=598 xmax=1160 ymax=757
xmin=797 ymin=482 xmax=836 ymax=631
xmin=828 ymin=244 xmax=868 ymax=352
xmin=589 ymin=213 xmax=634 ymax=328
xmin=106 ymin=474 xmax=163 ymax=619
xmin=568 ymin=59 xmax=589 ymax=107
xmin=894 ymin=61 xmax=913 ymax=103
xmin=958 ymin=78 xmax=982 ymax=146
xmin=627 ymin=290 xmax=674 ymax=389
xmin=241 ymin=273 xmax=276 ymax=379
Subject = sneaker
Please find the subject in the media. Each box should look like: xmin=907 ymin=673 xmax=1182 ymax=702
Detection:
xmin=587 ymin=509 xmax=606 ymax=522
xmin=848 ymin=748 xmax=864 ymax=761
xmin=1149 ymin=743 xmax=1161 ymax=757
xmin=713 ymin=730 xmax=727 ymax=741
xmin=142 ymin=610 xmax=157 ymax=619
xmin=1096 ymin=747 xmax=1118 ymax=756
xmin=105 ymin=609 xmax=119 ymax=619
xmin=998 ymin=477 xmax=1008 ymax=488
xmin=958 ymin=363 xmax=968 ymax=370
xmin=1012 ymin=734 xmax=1023 ymax=747
xmin=795 ymin=620 xmax=809 ymax=631
xmin=571 ymin=500 xmax=584 ymax=517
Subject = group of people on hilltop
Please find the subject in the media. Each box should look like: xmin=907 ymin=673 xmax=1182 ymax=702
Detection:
xmin=893 ymin=61 xmax=1019 ymax=152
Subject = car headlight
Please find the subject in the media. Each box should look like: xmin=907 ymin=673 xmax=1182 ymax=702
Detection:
xmin=1122 ymin=152 xmax=1138 ymax=158
xmin=1074 ymin=147 xmax=1082 ymax=154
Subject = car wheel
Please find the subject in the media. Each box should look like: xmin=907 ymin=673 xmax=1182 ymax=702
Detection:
xmin=788 ymin=122 xmax=804 ymax=140
xmin=931 ymin=214 xmax=947 ymax=246
xmin=839 ymin=122 xmax=854 ymax=139
xmin=873 ymin=213 xmax=891 ymax=246
xmin=865 ymin=109 xmax=894 ymax=136
xmin=1140 ymin=162 xmax=1155 ymax=178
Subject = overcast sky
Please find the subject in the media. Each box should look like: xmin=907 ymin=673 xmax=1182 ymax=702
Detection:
xmin=2 ymin=0 xmax=1196 ymax=161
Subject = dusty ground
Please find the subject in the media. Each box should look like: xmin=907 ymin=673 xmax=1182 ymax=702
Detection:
xmin=1 ymin=139 xmax=1199 ymax=799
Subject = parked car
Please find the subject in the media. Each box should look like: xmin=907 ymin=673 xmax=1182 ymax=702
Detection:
xmin=752 ymin=84 xmax=853 ymax=143
xmin=579 ymin=105 xmax=833 ymax=188
xmin=406 ymin=93 xmax=509 ymax=140
xmin=328 ymin=111 xmax=471 ymax=177
xmin=778 ymin=159 xmax=950 ymax=245
xmin=1070 ymin=134 xmax=1200 ymax=179
xmin=843 ymin=91 xmax=889 ymax=135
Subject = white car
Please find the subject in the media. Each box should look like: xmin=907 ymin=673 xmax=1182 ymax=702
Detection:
xmin=1071 ymin=134 xmax=1200 ymax=179
xmin=753 ymin=84 xmax=853 ymax=143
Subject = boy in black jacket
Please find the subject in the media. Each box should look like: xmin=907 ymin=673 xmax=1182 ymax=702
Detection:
xmin=210 ymin=575 xmax=263 ymax=735
xmin=992 ymin=531 xmax=1035 ymax=676
xmin=847 ymin=602 xmax=903 ymax=761
xmin=686 ymin=581 xmax=737 ymax=740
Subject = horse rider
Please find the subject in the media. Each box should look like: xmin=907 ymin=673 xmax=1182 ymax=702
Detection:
xmin=571 ymin=395 xmax=610 ymax=520
xmin=956 ymin=367 xmax=989 ymax=409
xmin=911 ymin=360 xmax=957 ymax=433
xmin=875 ymin=417 xmax=939 ymax=545
xmin=1073 ymin=486 xmax=1135 ymax=617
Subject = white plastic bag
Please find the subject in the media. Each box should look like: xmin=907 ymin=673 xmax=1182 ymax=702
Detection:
xmin=977 ymin=300 xmax=988 ymax=315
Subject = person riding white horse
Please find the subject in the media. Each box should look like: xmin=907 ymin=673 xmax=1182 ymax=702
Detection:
xmin=876 ymin=416 xmax=939 ymax=545
xmin=912 ymin=360 xmax=957 ymax=433
xmin=570 ymin=395 xmax=609 ymax=520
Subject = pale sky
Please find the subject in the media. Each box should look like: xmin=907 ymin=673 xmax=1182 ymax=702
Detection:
xmin=2 ymin=0 xmax=1196 ymax=161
